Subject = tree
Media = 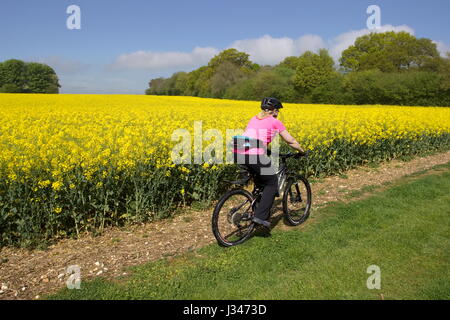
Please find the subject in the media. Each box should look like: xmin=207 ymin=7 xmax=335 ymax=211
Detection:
xmin=342 ymin=69 xmax=444 ymax=106
xmin=0 ymin=59 xmax=27 ymax=92
xmin=146 ymin=48 xmax=259 ymax=98
xmin=173 ymin=72 xmax=188 ymax=95
xmin=0 ymin=59 xmax=60 ymax=93
xmin=340 ymin=31 xmax=441 ymax=73
xmin=278 ymin=56 xmax=302 ymax=70
xmin=143 ymin=44 xmax=449 ymax=106
xmin=207 ymin=49 xmax=258 ymax=97
xmin=311 ymin=74 xmax=348 ymax=104
xmin=225 ymin=66 xmax=299 ymax=102
xmin=25 ymin=62 xmax=60 ymax=93
xmin=438 ymin=52 xmax=450 ymax=91
xmin=293 ymin=49 xmax=337 ymax=100
xmin=146 ymin=77 xmax=166 ymax=95
xmin=210 ymin=61 xmax=247 ymax=97
xmin=208 ymin=48 xmax=255 ymax=70
xmin=0 ymin=83 xmax=22 ymax=93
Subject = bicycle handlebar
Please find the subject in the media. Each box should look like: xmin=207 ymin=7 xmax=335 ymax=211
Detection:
xmin=279 ymin=150 xmax=311 ymax=159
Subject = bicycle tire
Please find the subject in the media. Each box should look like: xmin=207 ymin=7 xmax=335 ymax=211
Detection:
xmin=212 ymin=188 xmax=256 ymax=247
xmin=282 ymin=176 xmax=312 ymax=226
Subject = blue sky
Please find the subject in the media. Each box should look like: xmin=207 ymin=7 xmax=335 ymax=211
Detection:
xmin=1 ymin=0 xmax=449 ymax=94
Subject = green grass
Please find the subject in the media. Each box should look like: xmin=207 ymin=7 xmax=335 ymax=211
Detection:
xmin=345 ymin=185 xmax=380 ymax=199
xmin=48 ymin=163 xmax=450 ymax=300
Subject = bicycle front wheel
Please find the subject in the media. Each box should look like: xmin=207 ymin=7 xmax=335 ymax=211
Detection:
xmin=282 ymin=176 xmax=312 ymax=226
xmin=212 ymin=189 xmax=255 ymax=247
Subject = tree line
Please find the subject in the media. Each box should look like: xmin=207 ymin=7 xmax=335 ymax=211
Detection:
xmin=146 ymin=31 xmax=450 ymax=106
xmin=0 ymin=59 xmax=60 ymax=94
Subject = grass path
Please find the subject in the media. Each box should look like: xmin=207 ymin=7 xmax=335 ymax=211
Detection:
xmin=48 ymin=162 xmax=450 ymax=300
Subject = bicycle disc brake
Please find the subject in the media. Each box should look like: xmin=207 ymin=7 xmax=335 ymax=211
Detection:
xmin=227 ymin=208 xmax=243 ymax=225
xmin=231 ymin=211 xmax=243 ymax=226
xmin=228 ymin=208 xmax=251 ymax=227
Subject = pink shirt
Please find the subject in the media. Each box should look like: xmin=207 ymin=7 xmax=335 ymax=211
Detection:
xmin=234 ymin=115 xmax=287 ymax=155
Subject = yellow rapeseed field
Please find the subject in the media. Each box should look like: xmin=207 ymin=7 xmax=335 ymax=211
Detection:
xmin=0 ymin=93 xmax=449 ymax=245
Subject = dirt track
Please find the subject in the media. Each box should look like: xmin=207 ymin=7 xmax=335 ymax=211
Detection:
xmin=1 ymin=150 xmax=449 ymax=300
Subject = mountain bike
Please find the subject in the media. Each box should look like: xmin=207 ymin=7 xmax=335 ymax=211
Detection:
xmin=212 ymin=151 xmax=312 ymax=247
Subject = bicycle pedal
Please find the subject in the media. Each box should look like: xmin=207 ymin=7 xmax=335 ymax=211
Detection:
xmin=254 ymin=225 xmax=272 ymax=237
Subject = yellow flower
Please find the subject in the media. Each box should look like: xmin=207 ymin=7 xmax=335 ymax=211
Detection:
xmin=52 ymin=181 xmax=63 ymax=191
xmin=54 ymin=207 xmax=62 ymax=214
xmin=39 ymin=180 xmax=51 ymax=188
xmin=0 ymin=94 xmax=448 ymax=218
xmin=180 ymin=167 xmax=190 ymax=173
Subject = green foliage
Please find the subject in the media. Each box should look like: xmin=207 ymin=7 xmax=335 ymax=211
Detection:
xmin=0 ymin=59 xmax=60 ymax=94
xmin=311 ymin=74 xmax=348 ymax=104
xmin=0 ymin=83 xmax=22 ymax=93
xmin=293 ymin=49 xmax=336 ymax=99
xmin=340 ymin=31 xmax=441 ymax=73
xmin=146 ymin=72 xmax=188 ymax=96
xmin=278 ymin=56 xmax=302 ymax=70
xmin=145 ymin=32 xmax=449 ymax=106
xmin=207 ymin=48 xmax=254 ymax=70
xmin=343 ymin=70 xmax=444 ymax=106
xmin=210 ymin=61 xmax=247 ymax=98
xmin=225 ymin=66 xmax=299 ymax=102
xmin=438 ymin=52 xmax=450 ymax=91
xmin=0 ymin=59 xmax=27 ymax=92
xmin=25 ymin=62 xmax=60 ymax=93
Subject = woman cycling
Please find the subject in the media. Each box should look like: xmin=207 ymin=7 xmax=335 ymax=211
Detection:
xmin=233 ymin=97 xmax=305 ymax=229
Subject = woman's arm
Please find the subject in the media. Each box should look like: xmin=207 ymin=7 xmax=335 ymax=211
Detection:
xmin=280 ymin=130 xmax=305 ymax=153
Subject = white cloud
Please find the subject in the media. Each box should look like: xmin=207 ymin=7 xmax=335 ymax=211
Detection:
xmin=229 ymin=34 xmax=326 ymax=65
xmin=295 ymin=34 xmax=327 ymax=54
xmin=110 ymin=46 xmax=219 ymax=70
xmin=434 ymin=41 xmax=450 ymax=57
xmin=229 ymin=35 xmax=297 ymax=65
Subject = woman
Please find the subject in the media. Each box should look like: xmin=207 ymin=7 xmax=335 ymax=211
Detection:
xmin=233 ymin=97 xmax=305 ymax=229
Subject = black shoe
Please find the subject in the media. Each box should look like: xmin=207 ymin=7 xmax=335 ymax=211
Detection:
xmin=254 ymin=225 xmax=272 ymax=237
xmin=252 ymin=217 xmax=271 ymax=228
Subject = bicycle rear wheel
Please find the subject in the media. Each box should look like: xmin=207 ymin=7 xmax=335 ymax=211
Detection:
xmin=282 ymin=176 xmax=312 ymax=226
xmin=212 ymin=189 xmax=256 ymax=247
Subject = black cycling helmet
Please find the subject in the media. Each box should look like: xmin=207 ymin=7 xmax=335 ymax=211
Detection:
xmin=261 ymin=97 xmax=283 ymax=110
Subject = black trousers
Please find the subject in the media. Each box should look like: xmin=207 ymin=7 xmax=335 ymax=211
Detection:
xmin=233 ymin=153 xmax=278 ymax=221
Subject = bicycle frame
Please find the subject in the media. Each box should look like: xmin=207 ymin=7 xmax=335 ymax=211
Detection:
xmin=251 ymin=156 xmax=291 ymax=198
xmin=275 ymin=159 xmax=288 ymax=195
xmin=239 ymin=151 xmax=308 ymax=201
